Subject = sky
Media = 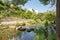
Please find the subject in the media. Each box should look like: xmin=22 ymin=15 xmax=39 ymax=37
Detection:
xmin=23 ymin=0 xmax=56 ymax=12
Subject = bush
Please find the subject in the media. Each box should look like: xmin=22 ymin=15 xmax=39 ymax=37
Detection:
xmin=28 ymin=19 xmax=36 ymax=24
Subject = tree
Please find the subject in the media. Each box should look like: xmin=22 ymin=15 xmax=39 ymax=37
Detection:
xmin=0 ymin=0 xmax=29 ymax=7
xmin=56 ymin=0 xmax=60 ymax=40
xmin=10 ymin=0 xmax=29 ymax=5
xmin=39 ymin=0 xmax=56 ymax=6
xmin=39 ymin=0 xmax=60 ymax=40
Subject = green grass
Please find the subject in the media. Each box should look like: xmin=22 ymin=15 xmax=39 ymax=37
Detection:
xmin=0 ymin=24 xmax=56 ymax=40
xmin=35 ymin=27 xmax=56 ymax=40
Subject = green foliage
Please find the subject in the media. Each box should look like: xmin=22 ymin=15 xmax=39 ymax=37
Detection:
xmin=20 ymin=22 xmax=26 ymax=26
xmin=0 ymin=5 xmax=56 ymax=25
xmin=28 ymin=19 xmax=36 ymax=24
xmin=0 ymin=1 xmax=56 ymax=25
xmin=39 ymin=0 xmax=56 ymax=6
xmin=0 ymin=0 xmax=56 ymax=40
xmin=11 ymin=0 xmax=29 ymax=5
xmin=35 ymin=27 xmax=45 ymax=40
xmin=35 ymin=26 xmax=56 ymax=40
xmin=15 ymin=23 xmax=21 ymax=27
xmin=0 ymin=24 xmax=9 ymax=30
xmin=39 ymin=0 xmax=49 ymax=5
xmin=44 ymin=20 xmax=49 ymax=27
xmin=0 ymin=0 xmax=28 ymax=6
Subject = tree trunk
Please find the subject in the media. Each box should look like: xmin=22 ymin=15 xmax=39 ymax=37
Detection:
xmin=56 ymin=0 xmax=60 ymax=40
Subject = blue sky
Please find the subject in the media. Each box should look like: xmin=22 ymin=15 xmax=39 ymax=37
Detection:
xmin=23 ymin=0 xmax=56 ymax=12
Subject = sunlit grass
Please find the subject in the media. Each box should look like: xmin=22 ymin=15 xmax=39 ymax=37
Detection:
xmin=0 ymin=24 xmax=21 ymax=40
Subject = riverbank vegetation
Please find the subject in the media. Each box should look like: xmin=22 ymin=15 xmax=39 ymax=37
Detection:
xmin=0 ymin=0 xmax=56 ymax=40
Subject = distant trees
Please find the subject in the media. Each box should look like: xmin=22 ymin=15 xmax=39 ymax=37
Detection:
xmin=0 ymin=0 xmax=56 ymax=25
xmin=0 ymin=4 xmax=56 ymax=25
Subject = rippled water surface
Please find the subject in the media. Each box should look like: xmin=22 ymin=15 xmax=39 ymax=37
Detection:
xmin=9 ymin=31 xmax=35 ymax=40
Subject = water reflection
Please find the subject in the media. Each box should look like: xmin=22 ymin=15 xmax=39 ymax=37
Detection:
xmin=9 ymin=31 xmax=35 ymax=40
xmin=9 ymin=35 xmax=20 ymax=40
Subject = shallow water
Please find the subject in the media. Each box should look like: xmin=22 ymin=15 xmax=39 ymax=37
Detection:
xmin=9 ymin=31 xmax=35 ymax=40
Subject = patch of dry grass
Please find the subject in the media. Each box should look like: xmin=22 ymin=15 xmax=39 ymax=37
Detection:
xmin=0 ymin=28 xmax=18 ymax=40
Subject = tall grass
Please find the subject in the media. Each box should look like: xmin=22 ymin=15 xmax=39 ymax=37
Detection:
xmin=35 ymin=27 xmax=56 ymax=40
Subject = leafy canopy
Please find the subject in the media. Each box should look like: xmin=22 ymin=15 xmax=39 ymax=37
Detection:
xmin=0 ymin=0 xmax=29 ymax=5
xmin=39 ymin=0 xmax=56 ymax=5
